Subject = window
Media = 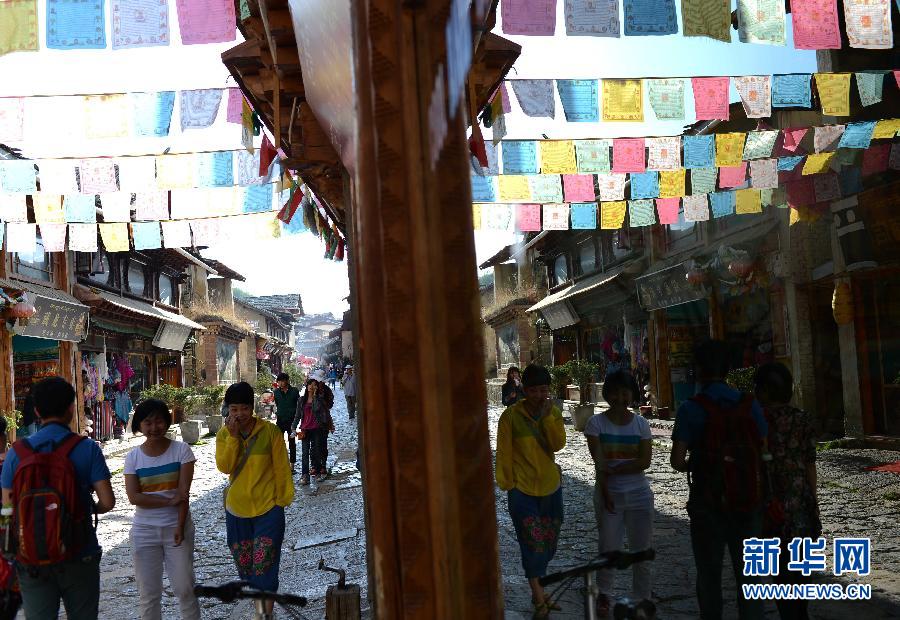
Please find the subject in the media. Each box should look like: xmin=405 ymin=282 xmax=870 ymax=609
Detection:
xmin=126 ymin=263 xmax=146 ymax=296
xmin=553 ymin=254 xmax=568 ymax=286
xmin=12 ymin=234 xmax=52 ymax=282
xmin=88 ymin=252 xmax=115 ymax=287
xmin=577 ymin=241 xmax=597 ymax=276
xmin=159 ymin=276 xmax=174 ymax=305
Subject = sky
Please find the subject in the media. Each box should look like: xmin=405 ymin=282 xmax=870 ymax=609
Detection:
xmin=1 ymin=0 xmax=817 ymax=312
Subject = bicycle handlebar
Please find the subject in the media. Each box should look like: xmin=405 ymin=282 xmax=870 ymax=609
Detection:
xmin=539 ymin=549 xmax=656 ymax=586
xmin=194 ymin=582 xmax=308 ymax=607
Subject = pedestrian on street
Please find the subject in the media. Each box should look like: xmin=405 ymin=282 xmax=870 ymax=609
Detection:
xmin=501 ymin=366 xmax=526 ymax=407
xmin=669 ymin=340 xmax=768 ymax=620
xmin=124 ymin=399 xmax=201 ymax=620
xmin=0 ymin=417 xmax=21 ymax=620
xmin=273 ymin=373 xmax=301 ymax=472
xmin=754 ymin=363 xmax=821 ymax=620
xmin=327 ymin=366 xmax=338 ymax=390
xmin=216 ymin=382 xmax=294 ymax=616
xmin=0 ymin=377 xmax=115 ymax=620
xmin=584 ymin=370 xmax=653 ymax=615
xmin=342 ymin=365 xmax=358 ymax=419
xmin=292 ymin=370 xmax=335 ymax=485
xmin=495 ymin=364 xmax=566 ymax=619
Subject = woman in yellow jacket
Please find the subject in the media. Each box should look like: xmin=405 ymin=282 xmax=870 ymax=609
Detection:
xmin=216 ymin=382 xmax=294 ymax=613
xmin=495 ymin=365 xmax=566 ymax=618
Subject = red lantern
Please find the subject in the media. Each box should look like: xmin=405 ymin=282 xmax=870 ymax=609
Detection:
xmin=728 ymin=257 xmax=755 ymax=279
xmin=7 ymin=302 xmax=35 ymax=319
xmin=686 ymin=267 xmax=707 ymax=286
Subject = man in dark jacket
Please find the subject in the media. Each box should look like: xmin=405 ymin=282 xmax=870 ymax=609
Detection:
xmin=273 ymin=372 xmax=300 ymax=471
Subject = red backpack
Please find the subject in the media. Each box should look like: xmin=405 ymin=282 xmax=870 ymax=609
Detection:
xmin=689 ymin=394 xmax=764 ymax=513
xmin=10 ymin=434 xmax=94 ymax=566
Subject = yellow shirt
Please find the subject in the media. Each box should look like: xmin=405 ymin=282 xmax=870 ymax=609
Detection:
xmin=216 ymin=418 xmax=294 ymax=518
xmin=495 ymin=401 xmax=566 ymax=496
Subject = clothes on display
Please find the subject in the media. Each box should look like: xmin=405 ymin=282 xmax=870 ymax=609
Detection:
xmin=82 ymin=351 xmax=136 ymax=441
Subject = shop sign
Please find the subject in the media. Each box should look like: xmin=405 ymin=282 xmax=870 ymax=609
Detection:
xmin=636 ymin=263 xmax=707 ymax=311
xmin=14 ymin=295 xmax=88 ymax=342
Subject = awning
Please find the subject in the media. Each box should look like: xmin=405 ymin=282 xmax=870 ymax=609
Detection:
xmin=96 ymin=291 xmax=206 ymax=331
xmin=4 ymin=280 xmax=90 ymax=343
xmin=527 ymin=261 xmax=635 ymax=313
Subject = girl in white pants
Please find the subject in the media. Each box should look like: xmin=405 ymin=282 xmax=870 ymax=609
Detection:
xmin=584 ymin=371 xmax=654 ymax=615
xmin=124 ymin=399 xmax=201 ymax=620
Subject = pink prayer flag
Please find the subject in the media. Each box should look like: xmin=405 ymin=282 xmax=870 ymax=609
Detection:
xmin=79 ymin=160 xmax=118 ymax=194
xmin=787 ymin=178 xmax=816 ymax=208
xmin=656 ymin=198 xmax=681 ymax=225
xmin=861 ymin=144 xmax=890 ymax=176
xmin=563 ymin=174 xmax=596 ymax=202
xmin=0 ymin=98 xmax=25 ymax=143
xmin=612 ymin=138 xmax=646 ymax=173
xmin=516 ymin=204 xmax=542 ymax=232
xmin=501 ymin=0 xmax=558 ymax=36
xmin=226 ymin=88 xmax=244 ymax=124
xmin=791 ymin=0 xmax=841 ymax=49
xmin=782 ymin=128 xmax=809 ymax=153
xmin=175 ymin=0 xmax=235 ymax=44
xmin=719 ymin=163 xmax=748 ymax=188
xmin=692 ymin=77 xmax=730 ymax=121
xmin=39 ymin=223 xmax=67 ymax=252
xmin=894 ymin=71 xmax=900 ymax=89
xmin=500 ymin=82 xmax=512 ymax=114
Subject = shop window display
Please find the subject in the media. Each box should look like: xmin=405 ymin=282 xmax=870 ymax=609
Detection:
xmin=81 ymin=351 xmax=135 ymax=441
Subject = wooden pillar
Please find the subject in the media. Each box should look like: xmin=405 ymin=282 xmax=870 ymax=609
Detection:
xmin=0 ymin=250 xmax=14 ymax=416
xmin=350 ymin=1 xmax=502 ymax=617
xmin=652 ymin=310 xmax=672 ymax=408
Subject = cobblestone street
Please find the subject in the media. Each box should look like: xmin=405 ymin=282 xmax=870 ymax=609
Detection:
xmin=489 ymin=405 xmax=900 ymax=619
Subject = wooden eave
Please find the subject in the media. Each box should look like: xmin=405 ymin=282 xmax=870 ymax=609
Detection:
xmin=469 ymin=32 xmax=521 ymax=113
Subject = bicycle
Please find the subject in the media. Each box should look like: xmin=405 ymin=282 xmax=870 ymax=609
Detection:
xmin=194 ymin=581 xmax=308 ymax=620
xmin=538 ymin=549 xmax=656 ymax=620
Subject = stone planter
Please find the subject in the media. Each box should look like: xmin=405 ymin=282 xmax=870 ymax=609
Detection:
xmin=573 ymin=404 xmax=595 ymax=432
xmin=165 ymin=426 xmax=177 ymax=441
xmin=179 ymin=420 xmax=202 ymax=444
xmin=206 ymin=414 xmax=223 ymax=435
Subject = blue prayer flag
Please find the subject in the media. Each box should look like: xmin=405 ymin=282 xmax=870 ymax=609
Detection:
xmin=557 ymin=80 xmax=600 ymax=122
xmin=710 ymin=191 xmax=735 ymax=218
xmin=64 ymin=194 xmax=97 ymax=223
xmin=683 ymin=135 xmax=715 ymax=169
xmin=132 ymin=92 xmax=175 ymax=137
xmin=623 ymin=0 xmax=678 ymax=35
xmin=837 ymin=122 xmax=876 ymax=150
xmin=197 ymin=151 xmax=235 ymax=187
xmin=471 ymin=175 xmax=497 ymax=202
xmin=131 ymin=222 xmax=162 ymax=250
xmin=570 ymin=203 xmax=597 ymax=229
xmin=778 ymin=156 xmax=805 ymax=171
xmin=630 ymin=171 xmax=659 ymax=199
xmin=47 ymin=0 xmax=107 ymax=49
xmin=242 ymin=184 xmax=274 ymax=214
xmin=502 ymin=141 xmax=539 ymax=175
xmin=772 ymin=74 xmax=811 ymax=108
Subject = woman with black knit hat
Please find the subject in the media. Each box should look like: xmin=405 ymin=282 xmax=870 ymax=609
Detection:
xmin=495 ymin=364 xmax=566 ymax=618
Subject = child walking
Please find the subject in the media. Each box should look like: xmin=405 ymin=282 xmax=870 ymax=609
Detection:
xmin=124 ymin=399 xmax=200 ymax=620
xmin=584 ymin=371 xmax=654 ymax=615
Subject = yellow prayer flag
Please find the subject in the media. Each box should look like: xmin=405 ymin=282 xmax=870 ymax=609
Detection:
xmin=99 ymin=223 xmax=130 ymax=252
xmin=497 ymin=175 xmax=531 ymax=202
xmin=472 ymin=204 xmax=482 ymax=230
xmin=802 ymin=153 xmax=835 ymax=175
xmin=814 ymin=73 xmax=851 ymax=117
xmin=242 ymin=99 xmax=255 ymax=154
xmin=207 ymin=186 xmax=242 ymax=216
xmin=602 ymin=80 xmax=644 ymax=122
xmin=735 ymin=189 xmax=762 ymax=214
xmin=0 ymin=0 xmax=38 ymax=56
xmin=658 ymin=170 xmax=686 ymax=198
xmin=31 ymin=193 xmax=65 ymax=224
xmin=84 ymin=95 xmax=130 ymax=139
xmin=872 ymin=119 xmax=900 ymax=140
xmin=715 ymin=133 xmax=747 ymax=167
xmin=600 ymin=201 xmax=627 ymax=229
xmin=540 ymin=141 xmax=577 ymax=174
xmin=156 ymin=155 xmax=195 ymax=190
xmin=789 ymin=206 xmax=822 ymax=226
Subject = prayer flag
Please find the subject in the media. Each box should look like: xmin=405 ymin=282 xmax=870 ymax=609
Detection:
xmin=623 ymin=0 xmax=678 ymax=35
xmin=510 ymin=80 xmax=556 ymax=118
xmin=838 ymin=122 xmax=876 ymax=149
xmin=570 ymin=203 xmax=597 ymax=229
xmin=715 ymin=133 xmax=747 ymax=167
xmin=557 ymin=80 xmax=599 ymax=122
xmin=749 ymin=159 xmax=778 ymax=189
xmin=802 ymin=152 xmax=835 ymax=175
xmin=683 ymin=135 xmax=715 ymax=169
xmin=0 ymin=160 xmax=37 ymax=193
xmin=68 ymin=223 xmax=98 ymax=252
xmin=710 ymin=191 xmax=736 ymax=218
xmin=843 ymin=0 xmax=892 ymax=49
xmin=540 ymin=141 xmax=577 ymax=174
xmin=180 ymin=89 xmax=223 ymax=131
xmin=629 ymin=199 xmax=656 ymax=227
xmin=117 ymin=157 xmax=157 ymax=191
xmin=813 ymin=125 xmax=845 ymax=152
xmin=855 ymin=72 xmax=884 ymax=107
xmin=498 ymin=175 xmax=531 ymax=202
xmin=772 ymin=74 xmax=812 ymax=108
xmin=79 ymin=159 xmax=118 ymax=194
xmin=32 ymin=194 xmax=65 ymax=223
xmin=690 ymin=168 xmax=718 ymax=194
xmin=175 ymin=0 xmax=236 ymax=44
xmin=735 ymin=189 xmax=762 ymax=214
xmin=197 ymin=151 xmax=234 ymax=187
xmin=6 ymin=223 xmax=36 ymax=254
xmin=64 ymin=194 xmax=97 ymax=223
xmin=99 ymin=193 xmax=132 ymax=222
xmin=658 ymin=170 xmax=686 ymax=198
xmin=602 ymin=80 xmax=643 ymax=122
xmin=683 ymin=194 xmax=710 ymax=221
xmin=647 ymin=79 xmax=685 ymax=120
xmin=542 ymin=204 xmax=570 ymax=230
xmin=656 ymin=197 xmax=680 ymax=224
xmin=597 ymin=173 xmax=627 ymax=201
xmin=46 ymin=0 xmax=106 ymax=49
xmin=575 ymin=140 xmax=612 ymax=173
xmin=516 ymin=204 xmax=542 ymax=232
xmin=131 ymin=91 xmax=175 ymax=137
xmin=111 ymin=0 xmax=169 ymax=49
xmin=501 ymin=0 xmax=557 ymax=35
xmin=743 ymin=131 xmax=779 ymax=160
xmin=781 ymin=128 xmax=808 ymax=153
xmin=161 ymin=220 xmax=191 ymax=248
xmin=37 ymin=160 xmax=78 ymax=194
xmin=528 ymin=175 xmax=563 ymax=203
xmin=600 ymin=201 xmax=627 ymax=229
xmin=692 ymin=77 xmax=730 ymax=121
xmin=815 ymin=73 xmax=851 ymax=116
xmin=242 ymin=184 xmax=274 ymax=214
xmin=156 ymin=154 xmax=195 ymax=189
xmin=226 ymin=88 xmax=244 ymax=123
xmin=872 ymin=119 xmax=900 ymax=139
xmin=612 ymin=138 xmax=646 ymax=173
xmin=719 ymin=164 xmax=748 ymax=188
xmin=734 ymin=76 xmax=772 ymax=118
xmin=99 ymin=223 xmax=130 ymax=251
xmin=563 ymin=174 xmax=596 ymax=202
xmin=190 ymin=218 xmax=223 ymax=246
xmin=681 ymin=0 xmax=731 ymax=42
xmin=778 ymin=156 xmax=805 ymax=171
xmin=0 ymin=0 xmax=38 ymax=56
xmin=629 ymin=171 xmax=659 ymax=200
xmin=39 ymin=224 xmax=67 ymax=252
xmin=813 ymin=174 xmax=842 ymax=202
xmin=646 ymin=137 xmax=681 ymax=171
xmin=791 ymin=0 xmax=841 ymax=49
xmin=564 ymin=0 xmax=620 ymax=36
xmin=0 ymin=195 xmax=27 ymax=222
xmin=736 ymin=0 xmax=785 ymax=45
xmin=471 ymin=175 xmax=497 ymax=202
xmin=472 ymin=204 xmax=482 ymax=230
xmin=503 ymin=141 xmax=539 ymax=175
xmin=84 ymin=95 xmax=129 ymax=138
xmin=0 ymin=98 xmax=24 ymax=142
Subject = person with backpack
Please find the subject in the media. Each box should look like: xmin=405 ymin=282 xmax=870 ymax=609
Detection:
xmin=124 ymin=399 xmax=201 ymax=620
xmin=292 ymin=371 xmax=335 ymax=485
xmin=584 ymin=370 xmax=653 ymax=616
xmin=754 ymin=363 xmax=821 ymax=620
xmin=273 ymin=372 xmax=301 ymax=472
xmin=669 ymin=340 xmax=768 ymax=620
xmin=495 ymin=364 xmax=566 ymax=619
xmin=216 ymin=381 xmax=294 ymax=618
xmin=0 ymin=376 xmax=115 ymax=620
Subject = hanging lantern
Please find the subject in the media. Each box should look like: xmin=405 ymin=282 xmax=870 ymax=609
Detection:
xmin=685 ymin=266 xmax=707 ymax=287
xmin=728 ymin=256 xmax=755 ymax=279
xmin=7 ymin=301 xmax=36 ymax=319
xmin=832 ymin=281 xmax=854 ymax=325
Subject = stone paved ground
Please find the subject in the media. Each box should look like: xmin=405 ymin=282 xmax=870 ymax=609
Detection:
xmin=68 ymin=399 xmax=900 ymax=619
xmin=489 ymin=405 xmax=900 ymax=619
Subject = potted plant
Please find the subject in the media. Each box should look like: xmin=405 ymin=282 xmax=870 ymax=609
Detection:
xmin=548 ymin=364 xmax=570 ymax=412
xmin=200 ymin=384 xmax=226 ymax=434
xmin=1 ymin=409 xmax=22 ymax=442
xmin=726 ymin=367 xmax=757 ymax=393
xmin=566 ymin=359 xmax=600 ymax=432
